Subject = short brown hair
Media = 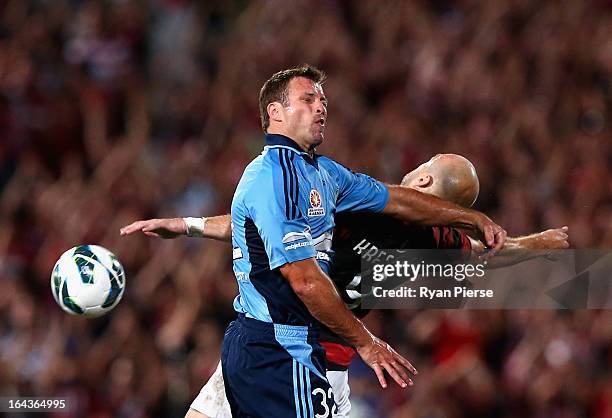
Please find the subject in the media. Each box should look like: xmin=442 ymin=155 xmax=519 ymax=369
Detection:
xmin=259 ymin=64 xmax=327 ymax=132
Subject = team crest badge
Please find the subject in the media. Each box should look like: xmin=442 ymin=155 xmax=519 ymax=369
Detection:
xmin=308 ymin=189 xmax=325 ymax=217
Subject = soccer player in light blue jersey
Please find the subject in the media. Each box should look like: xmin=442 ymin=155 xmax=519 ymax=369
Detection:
xmin=121 ymin=65 xmax=507 ymax=418
xmin=213 ymin=65 xmax=506 ymax=418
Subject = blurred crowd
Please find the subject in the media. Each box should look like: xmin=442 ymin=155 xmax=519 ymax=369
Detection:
xmin=1 ymin=0 xmax=611 ymax=417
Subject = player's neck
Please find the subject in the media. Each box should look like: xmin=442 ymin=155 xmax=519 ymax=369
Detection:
xmin=267 ymin=128 xmax=311 ymax=154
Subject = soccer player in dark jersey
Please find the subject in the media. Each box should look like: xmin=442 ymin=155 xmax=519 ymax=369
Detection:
xmin=121 ymin=154 xmax=568 ymax=418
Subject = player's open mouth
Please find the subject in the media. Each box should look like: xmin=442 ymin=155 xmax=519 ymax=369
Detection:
xmin=315 ymin=118 xmax=325 ymax=127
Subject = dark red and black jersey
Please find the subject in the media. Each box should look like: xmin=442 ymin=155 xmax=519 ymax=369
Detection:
xmin=323 ymin=211 xmax=472 ymax=370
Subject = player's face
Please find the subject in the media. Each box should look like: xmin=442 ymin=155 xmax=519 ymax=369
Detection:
xmin=282 ymin=77 xmax=328 ymax=151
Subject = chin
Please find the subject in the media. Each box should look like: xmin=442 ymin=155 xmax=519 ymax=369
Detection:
xmin=310 ymin=137 xmax=323 ymax=150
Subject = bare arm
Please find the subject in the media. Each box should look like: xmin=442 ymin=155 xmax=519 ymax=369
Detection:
xmin=281 ymin=259 xmax=371 ymax=346
xmin=383 ymin=185 xmax=507 ymax=253
xmin=281 ymin=258 xmax=417 ymax=388
xmin=201 ymin=215 xmax=231 ymax=241
xmin=120 ymin=214 xmax=232 ymax=242
xmin=469 ymin=226 xmax=569 ymax=268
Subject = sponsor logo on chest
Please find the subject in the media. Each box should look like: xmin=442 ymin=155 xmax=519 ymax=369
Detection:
xmin=308 ymin=189 xmax=325 ymax=217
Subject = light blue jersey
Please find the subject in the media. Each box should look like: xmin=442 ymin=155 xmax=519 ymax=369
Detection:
xmin=230 ymin=133 xmax=388 ymax=327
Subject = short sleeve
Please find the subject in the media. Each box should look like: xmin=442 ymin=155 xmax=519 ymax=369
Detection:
xmin=433 ymin=227 xmax=472 ymax=251
xmin=325 ymin=158 xmax=389 ymax=213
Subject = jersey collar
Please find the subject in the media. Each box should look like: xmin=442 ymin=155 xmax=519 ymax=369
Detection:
xmin=265 ymin=133 xmax=319 ymax=168
xmin=265 ymin=133 xmax=306 ymax=153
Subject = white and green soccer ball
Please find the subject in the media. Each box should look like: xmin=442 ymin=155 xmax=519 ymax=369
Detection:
xmin=51 ymin=245 xmax=126 ymax=317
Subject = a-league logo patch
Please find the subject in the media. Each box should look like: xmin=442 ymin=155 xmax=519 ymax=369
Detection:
xmin=308 ymin=189 xmax=325 ymax=217
xmin=310 ymin=189 xmax=322 ymax=207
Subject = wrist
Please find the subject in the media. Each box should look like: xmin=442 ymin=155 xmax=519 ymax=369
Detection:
xmin=512 ymin=233 xmax=540 ymax=249
xmin=354 ymin=328 xmax=375 ymax=349
xmin=462 ymin=209 xmax=482 ymax=231
xmin=183 ymin=217 xmax=207 ymax=237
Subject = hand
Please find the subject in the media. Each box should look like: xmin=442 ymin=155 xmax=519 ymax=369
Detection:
xmin=539 ymin=226 xmax=570 ymax=249
xmin=473 ymin=213 xmax=507 ymax=255
xmin=356 ymin=336 xmax=417 ymax=389
xmin=539 ymin=226 xmax=569 ymax=260
xmin=120 ymin=218 xmax=187 ymax=239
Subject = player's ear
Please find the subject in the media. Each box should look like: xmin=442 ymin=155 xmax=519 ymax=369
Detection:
xmin=267 ymin=102 xmax=284 ymax=124
xmin=415 ymin=175 xmax=433 ymax=188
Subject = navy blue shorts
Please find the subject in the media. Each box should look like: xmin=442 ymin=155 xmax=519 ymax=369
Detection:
xmin=221 ymin=315 xmax=337 ymax=418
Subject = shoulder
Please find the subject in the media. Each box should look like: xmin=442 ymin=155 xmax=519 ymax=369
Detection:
xmin=234 ymin=148 xmax=303 ymax=208
xmin=233 ymin=151 xmax=276 ymax=203
xmin=317 ymin=156 xmax=355 ymax=184
xmin=317 ymin=155 xmax=349 ymax=172
xmin=260 ymin=146 xmax=304 ymax=175
xmin=243 ymin=148 xmax=289 ymax=181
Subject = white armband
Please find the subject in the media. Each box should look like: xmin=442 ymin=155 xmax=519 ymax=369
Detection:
xmin=183 ymin=217 xmax=207 ymax=237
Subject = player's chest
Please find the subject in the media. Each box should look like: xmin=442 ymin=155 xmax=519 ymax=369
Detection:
xmin=293 ymin=160 xmax=338 ymax=231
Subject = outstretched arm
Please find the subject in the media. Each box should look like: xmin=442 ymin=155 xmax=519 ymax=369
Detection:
xmin=469 ymin=226 xmax=569 ymax=268
xmin=120 ymin=215 xmax=232 ymax=242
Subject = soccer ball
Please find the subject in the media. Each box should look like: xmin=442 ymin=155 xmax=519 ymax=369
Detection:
xmin=51 ymin=245 xmax=126 ymax=317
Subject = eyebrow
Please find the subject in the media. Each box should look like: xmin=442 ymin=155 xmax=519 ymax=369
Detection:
xmin=302 ymin=92 xmax=328 ymax=102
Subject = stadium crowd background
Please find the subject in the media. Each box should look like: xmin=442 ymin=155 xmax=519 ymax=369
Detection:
xmin=1 ymin=0 xmax=611 ymax=417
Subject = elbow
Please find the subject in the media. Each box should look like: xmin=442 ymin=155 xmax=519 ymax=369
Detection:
xmin=280 ymin=259 xmax=330 ymax=300
xmin=290 ymin=274 xmax=318 ymax=299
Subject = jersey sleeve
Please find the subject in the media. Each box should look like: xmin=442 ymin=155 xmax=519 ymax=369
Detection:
xmin=432 ymin=226 xmax=472 ymax=262
xmin=432 ymin=226 xmax=472 ymax=250
xmin=245 ymin=162 xmax=316 ymax=270
xmin=325 ymin=158 xmax=389 ymax=213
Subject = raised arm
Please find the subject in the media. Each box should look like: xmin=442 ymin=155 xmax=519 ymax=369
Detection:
xmin=383 ymin=185 xmax=507 ymax=253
